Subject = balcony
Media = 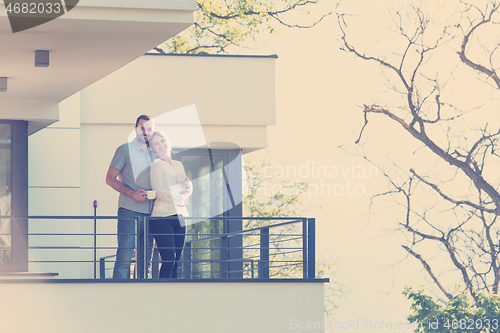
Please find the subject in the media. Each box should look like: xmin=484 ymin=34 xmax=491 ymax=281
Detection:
xmin=0 ymin=215 xmax=326 ymax=333
xmin=0 ymin=215 xmax=320 ymax=280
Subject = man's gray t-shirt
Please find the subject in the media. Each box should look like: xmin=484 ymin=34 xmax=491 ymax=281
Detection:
xmin=110 ymin=138 xmax=153 ymax=214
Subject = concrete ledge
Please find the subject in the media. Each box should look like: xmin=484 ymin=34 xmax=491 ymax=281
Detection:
xmin=0 ymin=272 xmax=58 ymax=279
xmin=0 ymin=280 xmax=325 ymax=333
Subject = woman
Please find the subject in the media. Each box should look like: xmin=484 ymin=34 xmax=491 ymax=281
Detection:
xmin=149 ymin=130 xmax=192 ymax=278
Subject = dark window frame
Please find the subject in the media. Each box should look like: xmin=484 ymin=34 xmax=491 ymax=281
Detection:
xmin=0 ymin=120 xmax=28 ymax=272
xmin=172 ymin=148 xmax=243 ymax=278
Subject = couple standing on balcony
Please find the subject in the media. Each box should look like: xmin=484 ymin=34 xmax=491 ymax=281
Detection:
xmin=105 ymin=114 xmax=193 ymax=279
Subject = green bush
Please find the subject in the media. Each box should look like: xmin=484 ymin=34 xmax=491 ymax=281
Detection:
xmin=404 ymin=287 xmax=500 ymax=333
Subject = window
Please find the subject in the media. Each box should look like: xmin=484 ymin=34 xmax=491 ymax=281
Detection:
xmin=0 ymin=124 xmax=11 ymax=264
xmin=0 ymin=120 xmax=28 ymax=272
xmin=173 ymin=148 xmax=243 ymax=278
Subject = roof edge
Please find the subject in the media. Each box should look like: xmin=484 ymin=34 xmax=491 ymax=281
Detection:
xmin=144 ymin=52 xmax=278 ymax=59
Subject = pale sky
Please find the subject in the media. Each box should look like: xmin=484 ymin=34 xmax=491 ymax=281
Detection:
xmin=234 ymin=1 xmax=476 ymax=331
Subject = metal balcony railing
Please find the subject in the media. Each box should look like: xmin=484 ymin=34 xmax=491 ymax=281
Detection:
xmin=0 ymin=216 xmax=316 ymax=280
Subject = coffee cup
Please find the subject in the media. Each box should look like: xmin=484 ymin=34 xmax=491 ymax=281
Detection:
xmin=146 ymin=190 xmax=156 ymax=200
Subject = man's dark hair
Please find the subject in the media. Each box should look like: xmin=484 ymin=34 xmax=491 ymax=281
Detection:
xmin=135 ymin=114 xmax=153 ymax=127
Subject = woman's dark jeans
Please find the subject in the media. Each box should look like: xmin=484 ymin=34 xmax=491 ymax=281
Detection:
xmin=150 ymin=215 xmax=186 ymax=278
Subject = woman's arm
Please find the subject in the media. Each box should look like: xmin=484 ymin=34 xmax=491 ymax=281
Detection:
xmin=150 ymin=161 xmax=174 ymax=203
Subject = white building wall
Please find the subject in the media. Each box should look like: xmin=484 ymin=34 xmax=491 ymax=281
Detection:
xmin=80 ymin=55 xmax=276 ymax=126
xmin=28 ymin=93 xmax=82 ymax=278
xmin=81 ymin=54 xmax=276 ymax=153
xmin=0 ymin=282 xmax=325 ymax=333
xmin=80 ymin=123 xmax=136 ymax=278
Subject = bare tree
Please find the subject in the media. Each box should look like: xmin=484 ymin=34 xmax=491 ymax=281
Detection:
xmin=337 ymin=0 xmax=500 ymax=306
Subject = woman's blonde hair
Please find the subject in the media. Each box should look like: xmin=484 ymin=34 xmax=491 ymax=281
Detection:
xmin=150 ymin=130 xmax=172 ymax=158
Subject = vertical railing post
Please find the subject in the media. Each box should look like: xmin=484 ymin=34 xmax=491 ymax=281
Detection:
xmin=143 ymin=216 xmax=148 ymax=279
xmin=302 ymin=218 xmax=308 ymax=279
xmin=93 ymin=201 xmax=97 ymax=280
xmin=134 ymin=216 xmax=139 ymax=279
xmin=99 ymin=257 xmax=105 ymax=279
xmin=307 ymin=218 xmax=315 ymax=279
xmin=152 ymin=246 xmax=159 ymax=279
xmin=220 ymin=235 xmax=229 ymax=279
xmin=184 ymin=242 xmax=191 ymax=278
xmin=259 ymin=227 xmax=269 ymax=279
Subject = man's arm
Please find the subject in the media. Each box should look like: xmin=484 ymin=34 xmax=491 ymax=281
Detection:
xmin=106 ymin=166 xmax=146 ymax=202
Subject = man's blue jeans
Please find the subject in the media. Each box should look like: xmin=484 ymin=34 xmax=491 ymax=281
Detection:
xmin=112 ymin=207 xmax=153 ymax=279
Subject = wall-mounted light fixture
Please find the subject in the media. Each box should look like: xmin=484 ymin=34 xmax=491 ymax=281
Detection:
xmin=0 ymin=77 xmax=7 ymax=92
xmin=35 ymin=50 xmax=49 ymax=67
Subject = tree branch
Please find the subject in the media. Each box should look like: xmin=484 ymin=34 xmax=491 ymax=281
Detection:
xmin=402 ymin=245 xmax=453 ymax=300
xmin=362 ymin=105 xmax=500 ymax=212
xmin=410 ymin=169 xmax=497 ymax=214
xmin=458 ymin=2 xmax=500 ymax=88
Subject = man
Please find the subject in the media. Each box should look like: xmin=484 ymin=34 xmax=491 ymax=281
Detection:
xmin=106 ymin=114 xmax=155 ymax=279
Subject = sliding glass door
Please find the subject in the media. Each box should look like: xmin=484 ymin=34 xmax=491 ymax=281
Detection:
xmin=173 ymin=148 xmax=243 ymax=278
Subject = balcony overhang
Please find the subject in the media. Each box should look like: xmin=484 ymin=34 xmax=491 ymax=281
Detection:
xmin=80 ymin=53 xmax=277 ymax=153
xmin=0 ymin=0 xmax=196 ymax=133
